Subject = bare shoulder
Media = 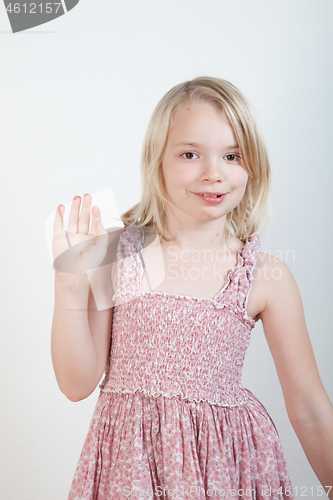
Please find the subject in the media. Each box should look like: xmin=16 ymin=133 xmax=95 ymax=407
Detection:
xmin=253 ymin=251 xmax=299 ymax=321
xmin=255 ymin=250 xmax=294 ymax=282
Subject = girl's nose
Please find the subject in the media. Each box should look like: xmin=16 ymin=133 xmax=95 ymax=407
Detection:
xmin=201 ymin=157 xmax=224 ymax=182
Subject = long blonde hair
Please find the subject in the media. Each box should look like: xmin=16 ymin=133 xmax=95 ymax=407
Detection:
xmin=119 ymin=76 xmax=271 ymax=242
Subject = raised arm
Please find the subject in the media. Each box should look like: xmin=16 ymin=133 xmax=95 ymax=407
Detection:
xmin=257 ymin=255 xmax=333 ymax=496
xmin=51 ymin=195 xmax=116 ymax=402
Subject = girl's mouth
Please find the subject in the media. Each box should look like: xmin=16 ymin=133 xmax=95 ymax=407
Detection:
xmin=193 ymin=192 xmax=228 ymax=204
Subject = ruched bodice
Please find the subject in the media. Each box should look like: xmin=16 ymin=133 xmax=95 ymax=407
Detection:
xmin=99 ymin=226 xmax=260 ymax=407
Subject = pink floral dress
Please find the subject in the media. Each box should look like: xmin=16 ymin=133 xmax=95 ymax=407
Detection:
xmin=67 ymin=226 xmax=294 ymax=500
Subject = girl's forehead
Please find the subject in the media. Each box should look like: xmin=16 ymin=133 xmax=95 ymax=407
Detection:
xmin=173 ymin=99 xmax=224 ymax=118
xmin=168 ymin=101 xmax=236 ymax=143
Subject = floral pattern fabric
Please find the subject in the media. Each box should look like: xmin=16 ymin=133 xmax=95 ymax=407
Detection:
xmin=68 ymin=227 xmax=294 ymax=500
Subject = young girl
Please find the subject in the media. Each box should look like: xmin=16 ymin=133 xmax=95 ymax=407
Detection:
xmin=51 ymin=77 xmax=333 ymax=500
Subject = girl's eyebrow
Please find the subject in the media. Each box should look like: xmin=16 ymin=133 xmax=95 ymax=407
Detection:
xmin=174 ymin=141 xmax=240 ymax=149
xmin=173 ymin=142 xmax=201 ymax=148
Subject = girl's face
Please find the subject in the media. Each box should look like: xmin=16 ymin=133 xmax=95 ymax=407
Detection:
xmin=161 ymin=100 xmax=249 ymax=226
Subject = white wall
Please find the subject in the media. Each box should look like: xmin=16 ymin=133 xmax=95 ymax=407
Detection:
xmin=0 ymin=1 xmax=332 ymax=498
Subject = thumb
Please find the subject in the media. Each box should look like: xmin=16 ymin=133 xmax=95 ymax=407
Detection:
xmin=90 ymin=205 xmax=108 ymax=253
xmin=95 ymin=218 xmax=107 ymax=235
xmin=90 ymin=205 xmax=107 ymax=236
xmin=94 ymin=219 xmax=109 ymax=254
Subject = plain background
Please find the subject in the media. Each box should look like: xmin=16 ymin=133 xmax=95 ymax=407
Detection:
xmin=0 ymin=1 xmax=332 ymax=499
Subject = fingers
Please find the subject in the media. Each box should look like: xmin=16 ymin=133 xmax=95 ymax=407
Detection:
xmin=78 ymin=194 xmax=92 ymax=234
xmin=67 ymin=196 xmax=82 ymax=234
xmin=56 ymin=193 xmax=104 ymax=238
xmin=53 ymin=204 xmax=65 ymax=238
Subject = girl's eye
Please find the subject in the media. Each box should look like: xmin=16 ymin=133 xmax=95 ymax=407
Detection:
xmin=181 ymin=152 xmax=198 ymax=160
xmin=224 ymin=154 xmax=241 ymax=162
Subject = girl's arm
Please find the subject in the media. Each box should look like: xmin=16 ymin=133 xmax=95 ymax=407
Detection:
xmin=51 ymin=272 xmax=113 ymax=402
xmin=258 ymin=255 xmax=333 ymax=497
xmin=51 ymin=198 xmax=116 ymax=402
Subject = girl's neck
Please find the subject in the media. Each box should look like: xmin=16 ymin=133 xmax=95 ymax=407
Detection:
xmin=159 ymin=218 xmax=234 ymax=252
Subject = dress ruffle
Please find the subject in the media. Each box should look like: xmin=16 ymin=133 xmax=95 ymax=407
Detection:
xmin=68 ymin=389 xmax=293 ymax=500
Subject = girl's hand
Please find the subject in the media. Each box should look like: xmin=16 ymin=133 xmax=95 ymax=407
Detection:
xmin=52 ymin=194 xmax=109 ymax=276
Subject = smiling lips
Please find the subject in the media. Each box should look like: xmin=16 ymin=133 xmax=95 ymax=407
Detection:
xmin=196 ymin=192 xmax=225 ymax=197
xmin=193 ymin=192 xmax=228 ymax=204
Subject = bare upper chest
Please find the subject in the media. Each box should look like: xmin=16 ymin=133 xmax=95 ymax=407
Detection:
xmin=140 ymin=239 xmax=266 ymax=323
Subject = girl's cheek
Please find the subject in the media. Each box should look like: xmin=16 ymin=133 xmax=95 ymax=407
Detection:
xmin=229 ymin=171 xmax=248 ymax=187
xmin=236 ymin=168 xmax=249 ymax=183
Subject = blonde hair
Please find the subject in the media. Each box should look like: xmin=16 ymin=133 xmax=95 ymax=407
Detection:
xmin=119 ymin=76 xmax=271 ymax=243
